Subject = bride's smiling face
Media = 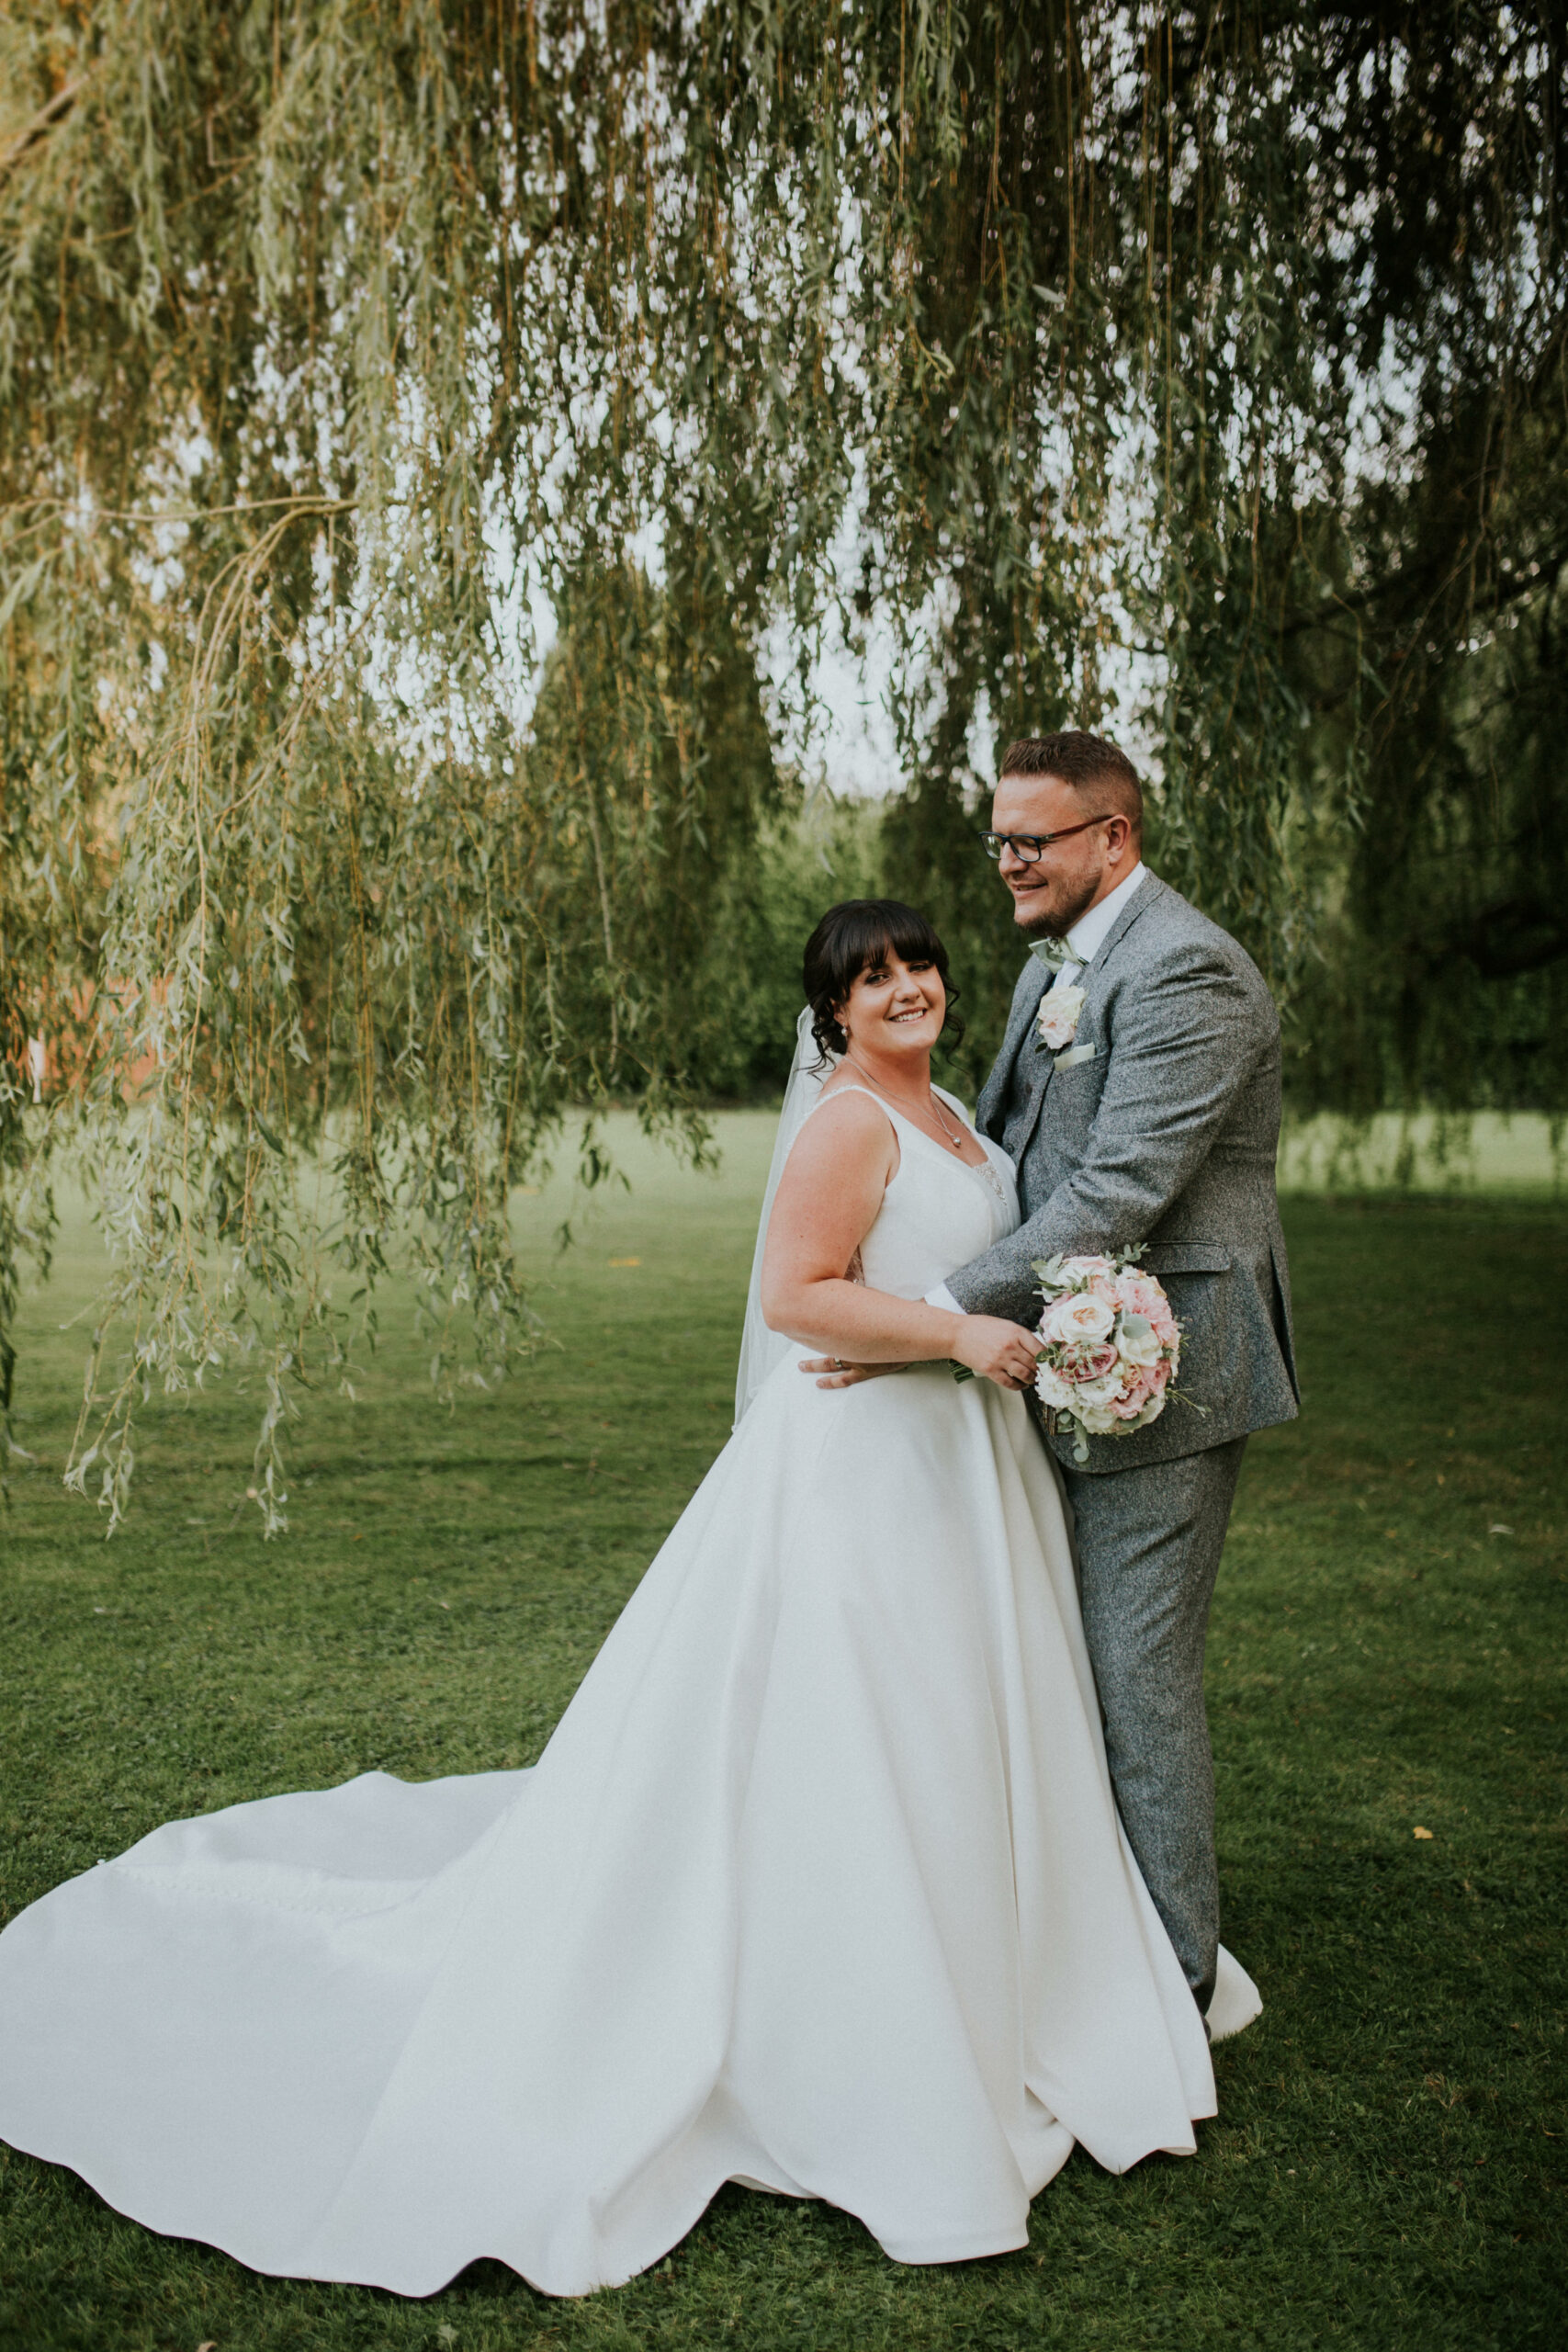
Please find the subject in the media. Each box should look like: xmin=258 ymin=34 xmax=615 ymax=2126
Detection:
xmin=835 ymin=950 xmax=946 ymax=1059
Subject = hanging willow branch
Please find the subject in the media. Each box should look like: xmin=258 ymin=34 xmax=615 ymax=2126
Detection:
xmin=2 ymin=2 xmax=1563 ymax=1525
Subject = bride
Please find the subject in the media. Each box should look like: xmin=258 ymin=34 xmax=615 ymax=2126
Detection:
xmin=0 ymin=899 xmax=1256 ymax=2301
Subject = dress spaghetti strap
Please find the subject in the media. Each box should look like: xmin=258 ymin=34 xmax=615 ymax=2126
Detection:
xmin=810 ymin=1080 xmax=982 ymax=1154
xmin=806 ymin=1081 xmax=892 ymax=1122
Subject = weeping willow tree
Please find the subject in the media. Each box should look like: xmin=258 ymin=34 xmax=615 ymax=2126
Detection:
xmin=865 ymin=5 xmax=1568 ymax=1102
xmin=2 ymin=1 xmax=1563 ymax=1527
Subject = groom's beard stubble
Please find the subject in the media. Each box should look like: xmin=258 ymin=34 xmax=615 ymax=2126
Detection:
xmin=1014 ymin=869 xmax=1104 ymax=943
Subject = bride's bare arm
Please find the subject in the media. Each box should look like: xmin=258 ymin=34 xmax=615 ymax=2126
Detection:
xmin=760 ymin=1094 xmax=1042 ymax=1390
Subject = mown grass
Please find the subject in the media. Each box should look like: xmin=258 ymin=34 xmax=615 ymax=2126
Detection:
xmin=1 ymin=1122 xmax=1563 ymax=2351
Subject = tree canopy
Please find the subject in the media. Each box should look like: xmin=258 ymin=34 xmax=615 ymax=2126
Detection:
xmin=3 ymin=2 xmax=1563 ymax=1525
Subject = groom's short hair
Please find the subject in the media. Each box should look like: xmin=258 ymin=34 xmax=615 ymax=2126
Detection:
xmin=998 ymin=731 xmax=1143 ymax=839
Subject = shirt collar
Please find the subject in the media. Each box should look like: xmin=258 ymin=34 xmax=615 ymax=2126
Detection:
xmin=1064 ymin=859 xmax=1147 ymax=967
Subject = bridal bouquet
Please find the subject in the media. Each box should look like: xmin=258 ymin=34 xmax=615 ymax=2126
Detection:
xmin=1031 ymin=1250 xmax=1182 ymax=1463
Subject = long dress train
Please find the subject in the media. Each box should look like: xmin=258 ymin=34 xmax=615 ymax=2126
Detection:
xmin=0 ymin=1088 xmax=1258 ymax=2297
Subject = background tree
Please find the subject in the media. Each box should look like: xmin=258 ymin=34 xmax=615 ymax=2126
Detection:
xmin=2 ymin=2 xmax=1562 ymax=1525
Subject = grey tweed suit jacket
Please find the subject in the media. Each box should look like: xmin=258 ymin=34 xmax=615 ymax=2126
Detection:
xmin=946 ymin=872 xmax=1300 ymax=1474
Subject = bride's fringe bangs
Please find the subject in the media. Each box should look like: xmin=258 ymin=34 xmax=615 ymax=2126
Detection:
xmin=803 ymin=900 xmax=964 ymax=1065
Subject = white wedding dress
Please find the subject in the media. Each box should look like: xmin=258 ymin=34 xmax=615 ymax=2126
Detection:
xmin=0 ymin=1085 xmax=1258 ymax=2299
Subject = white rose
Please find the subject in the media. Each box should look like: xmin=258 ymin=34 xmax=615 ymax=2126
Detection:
xmin=1043 ymin=1293 xmax=1115 ymax=1347
xmin=1033 ymin=1363 xmax=1077 ymax=1413
xmin=1036 ymin=985 xmax=1086 ymax=1052
xmin=1056 ymin=1253 xmax=1114 ymax=1283
xmin=1115 ymin=1311 xmax=1162 ymax=1367
xmin=1075 ymin=1401 xmax=1122 ymax=1434
xmin=1071 ymin=1370 xmax=1126 ymax=1411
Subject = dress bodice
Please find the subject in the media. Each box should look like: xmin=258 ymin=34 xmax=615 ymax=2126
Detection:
xmin=806 ymin=1084 xmax=1020 ymax=1298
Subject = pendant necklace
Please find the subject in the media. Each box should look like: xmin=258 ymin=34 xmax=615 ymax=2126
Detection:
xmin=846 ymin=1054 xmax=967 ymax=1153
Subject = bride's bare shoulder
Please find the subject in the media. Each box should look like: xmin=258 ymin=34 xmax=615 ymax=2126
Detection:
xmin=779 ymin=1082 xmax=897 ymax=1190
xmin=811 ymin=1078 xmax=895 ymax=1135
xmin=816 ymin=1070 xmax=883 ymax=1108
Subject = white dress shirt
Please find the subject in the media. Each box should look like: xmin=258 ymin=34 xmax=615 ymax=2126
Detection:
xmin=926 ymin=861 xmax=1148 ymax=1318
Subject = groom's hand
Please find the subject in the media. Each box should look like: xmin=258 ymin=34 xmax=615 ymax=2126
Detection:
xmin=798 ymin=1356 xmax=906 ymax=1389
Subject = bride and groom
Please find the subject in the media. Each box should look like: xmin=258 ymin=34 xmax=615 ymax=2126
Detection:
xmin=0 ymin=729 xmax=1299 ymax=2299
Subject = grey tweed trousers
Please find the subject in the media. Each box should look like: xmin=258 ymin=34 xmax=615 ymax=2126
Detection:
xmin=1058 ymin=1436 xmax=1247 ymax=2015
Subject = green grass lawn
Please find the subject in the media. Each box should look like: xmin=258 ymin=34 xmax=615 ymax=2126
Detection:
xmin=1 ymin=1121 xmax=1563 ymax=2351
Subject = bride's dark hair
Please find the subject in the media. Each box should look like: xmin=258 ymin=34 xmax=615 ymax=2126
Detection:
xmin=803 ymin=899 xmax=964 ymax=1066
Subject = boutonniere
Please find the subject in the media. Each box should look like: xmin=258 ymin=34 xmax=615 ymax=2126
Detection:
xmin=1036 ymin=983 xmax=1086 ymax=1054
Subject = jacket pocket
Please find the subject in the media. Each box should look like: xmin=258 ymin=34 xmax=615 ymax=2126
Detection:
xmin=1140 ymin=1243 xmax=1233 ymax=1274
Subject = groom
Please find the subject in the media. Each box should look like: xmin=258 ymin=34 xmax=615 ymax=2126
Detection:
xmin=944 ymin=733 xmax=1297 ymax=2022
xmin=941 ymin=732 xmax=1298 ymax=2018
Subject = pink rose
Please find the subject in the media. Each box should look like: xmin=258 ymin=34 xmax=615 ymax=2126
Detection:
xmin=1112 ymin=1357 xmax=1172 ymax=1421
xmin=1112 ymin=1364 xmax=1160 ymax=1419
xmin=1068 ymin=1342 xmax=1122 ymax=1384
xmin=1115 ymin=1271 xmax=1178 ymax=1348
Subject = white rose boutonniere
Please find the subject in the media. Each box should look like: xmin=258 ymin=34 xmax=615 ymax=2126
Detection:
xmin=1036 ymin=983 xmax=1086 ymax=1054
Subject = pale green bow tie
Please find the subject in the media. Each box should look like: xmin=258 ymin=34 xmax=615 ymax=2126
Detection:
xmin=1029 ymin=936 xmax=1074 ymax=974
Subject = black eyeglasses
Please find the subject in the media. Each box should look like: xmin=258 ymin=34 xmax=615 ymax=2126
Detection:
xmin=976 ymin=817 xmax=1115 ymax=864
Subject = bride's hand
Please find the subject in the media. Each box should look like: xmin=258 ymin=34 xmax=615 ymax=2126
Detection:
xmin=803 ymin=1318 xmax=1041 ymax=1393
xmin=951 ymin=1317 xmax=1043 ymax=1392
xmin=799 ymin=1355 xmax=908 ymax=1388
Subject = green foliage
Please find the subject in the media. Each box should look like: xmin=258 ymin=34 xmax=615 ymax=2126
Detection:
xmin=0 ymin=0 xmax=852 ymax=1526
xmin=685 ymin=793 xmax=888 ymax=1101
xmin=2 ymin=3 xmax=1564 ymax=1522
xmin=2 ymin=1150 xmax=1563 ymax=2346
xmin=869 ymin=4 xmax=1568 ymax=1111
xmin=1284 ymin=547 xmax=1568 ymax=1122
xmin=527 ymin=560 xmax=782 ymax=1102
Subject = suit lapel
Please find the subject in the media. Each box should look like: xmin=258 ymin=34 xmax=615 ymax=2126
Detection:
xmin=1089 ymin=868 xmax=1164 ymax=970
xmin=1003 ymin=873 xmax=1167 ymax=1160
